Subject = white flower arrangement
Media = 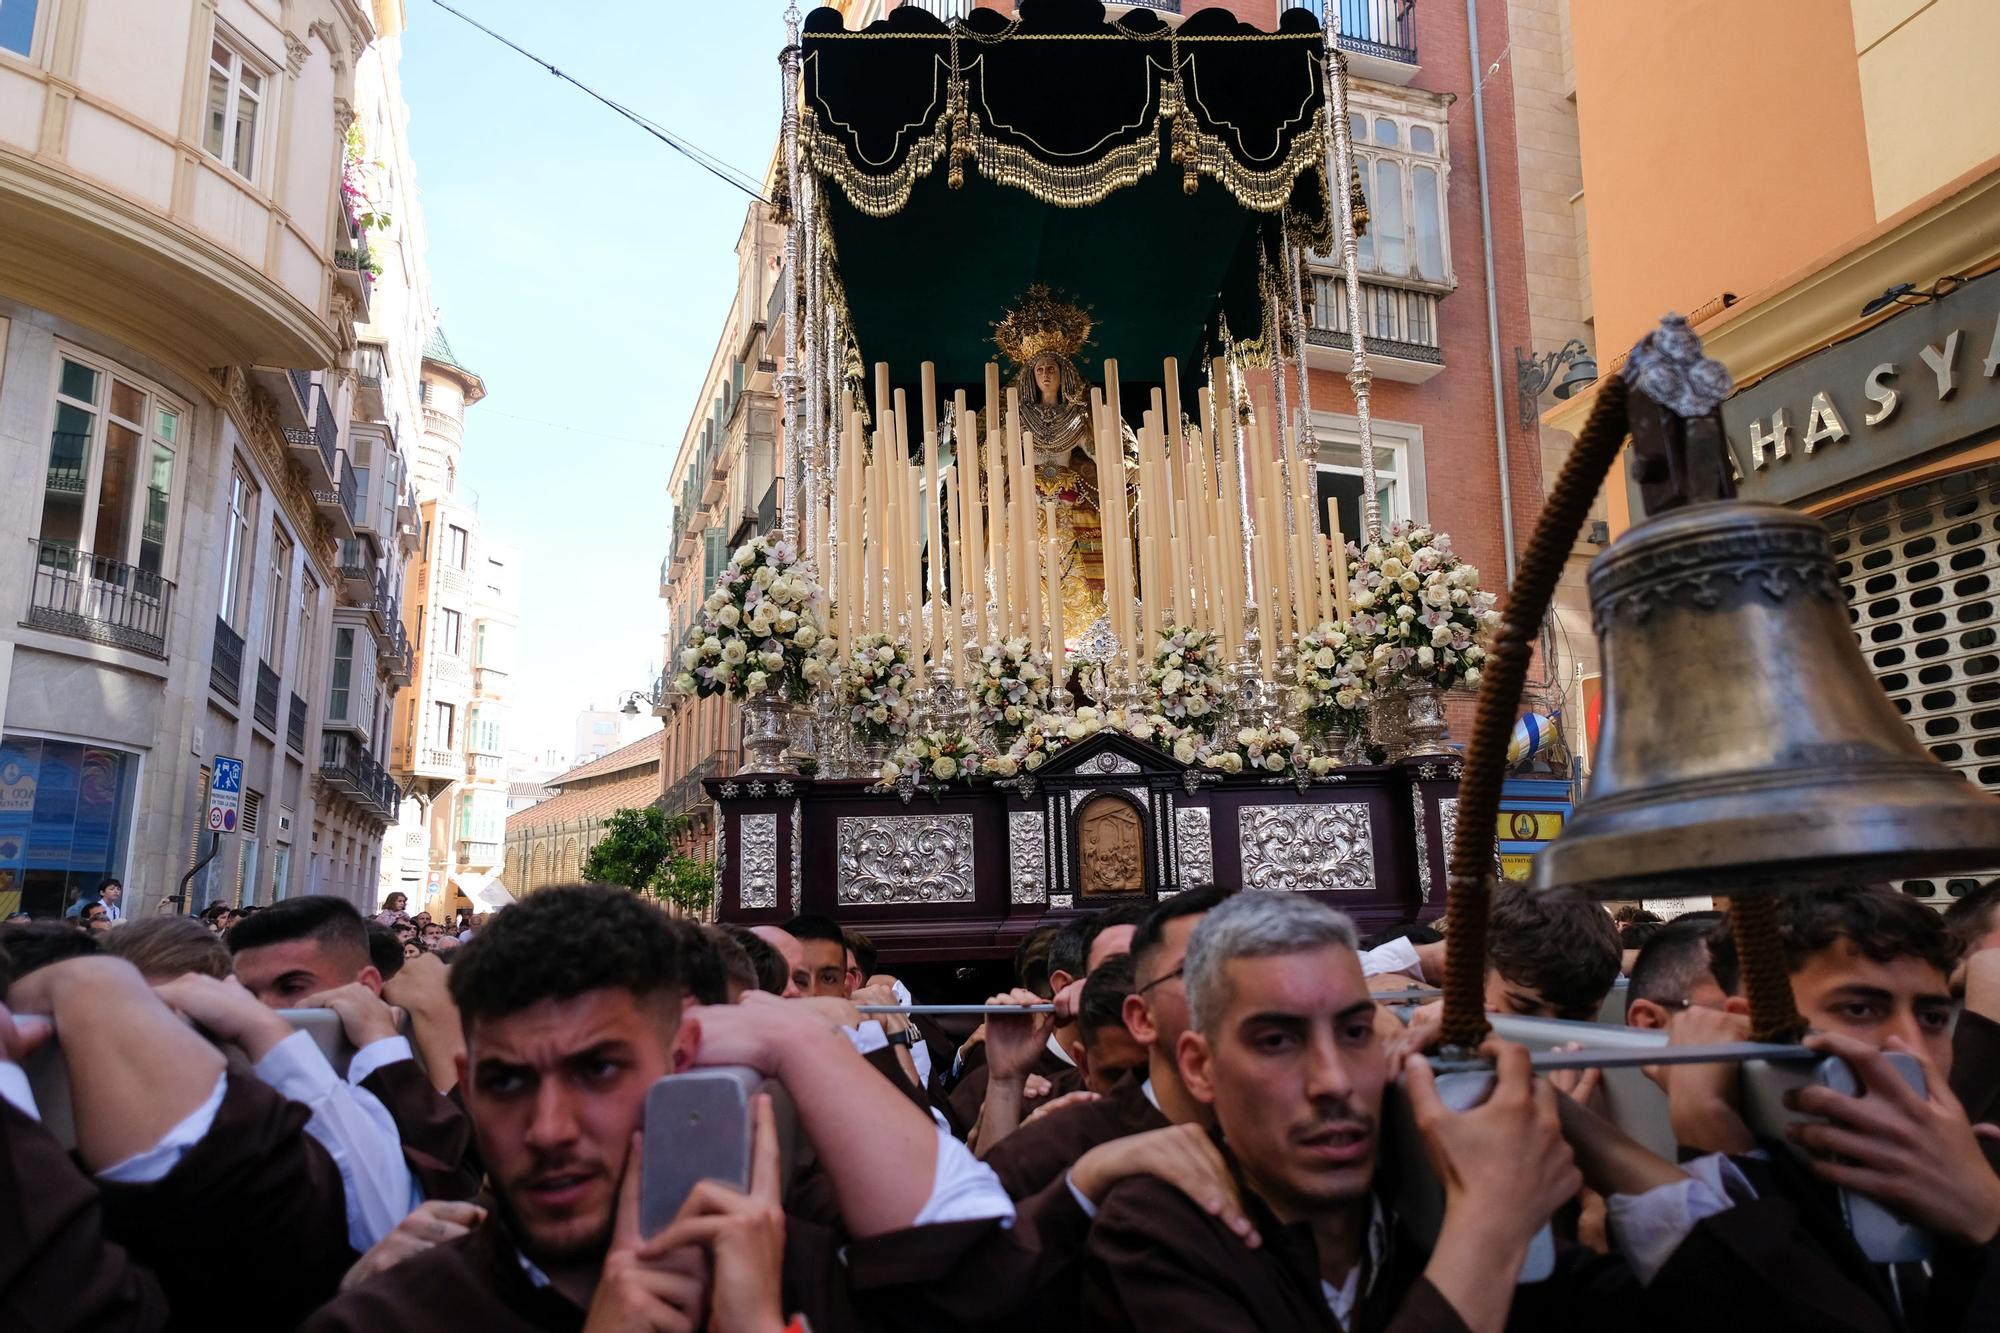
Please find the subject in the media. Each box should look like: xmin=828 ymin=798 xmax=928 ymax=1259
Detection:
xmin=1001 ymin=706 xmax=1193 ymax=774
xmin=839 ymin=634 xmax=917 ymax=745
xmin=1291 ymin=620 xmax=1370 ymax=739
xmin=1148 ymin=624 xmax=1228 ymax=736
xmin=1201 ymin=724 xmax=1303 ymax=778
xmin=880 ymin=730 xmax=982 ymax=795
xmin=975 ymin=637 xmax=1056 ymax=749
xmin=675 ymin=535 xmax=837 ymax=703
xmin=1342 ymin=523 xmax=1499 ymax=695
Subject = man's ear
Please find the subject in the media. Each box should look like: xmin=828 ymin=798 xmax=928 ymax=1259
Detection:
xmin=1066 ymin=1036 xmax=1087 ymax=1069
xmin=358 ymin=965 xmax=384 ymax=997
xmin=1177 ymin=1029 xmax=1217 ymax=1106
xmin=1123 ymin=991 xmax=1158 ymax=1046
xmin=1722 ymin=995 xmax=1751 ymax=1017
xmin=671 ymin=1011 xmax=703 ymax=1074
xmin=1049 ymin=968 xmax=1078 ymax=996
xmin=1625 ymin=997 xmax=1669 ymax=1031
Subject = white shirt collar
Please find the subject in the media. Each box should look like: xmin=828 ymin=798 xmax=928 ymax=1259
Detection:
xmin=1046 ymin=1032 xmax=1076 ymax=1067
xmin=1319 ymin=1196 xmax=1391 ymax=1323
xmin=1139 ymin=1077 xmax=1161 ymax=1110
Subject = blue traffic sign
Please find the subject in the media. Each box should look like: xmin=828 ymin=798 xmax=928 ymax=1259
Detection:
xmin=207 ymin=756 xmax=244 ymax=834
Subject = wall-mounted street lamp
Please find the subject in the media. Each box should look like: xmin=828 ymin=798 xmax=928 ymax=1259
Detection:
xmin=1515 ymin=339 xmax=1598 ymax=430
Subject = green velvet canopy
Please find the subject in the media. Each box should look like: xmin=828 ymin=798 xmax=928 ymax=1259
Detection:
xmin=799 ymin=0 xmax=1337 ymax=414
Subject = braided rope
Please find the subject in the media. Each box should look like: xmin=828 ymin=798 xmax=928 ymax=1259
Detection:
xmin=1439 ymin=376 xmax=1631 ymax=1050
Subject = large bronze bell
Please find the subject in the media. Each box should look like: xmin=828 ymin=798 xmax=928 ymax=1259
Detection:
xmin=1532 ymin=323 xmax=2000 ymax=898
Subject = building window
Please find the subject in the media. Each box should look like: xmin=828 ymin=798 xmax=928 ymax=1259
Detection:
xmin=1322 ymin=108 xmax=1450 ymax=286
xmin=264 ymin=528 xmax=290 ymax=666
xmin=432 ymin=701 xmax=456 ymax=749
xmin=0 ymin=0 xmax=39 ymax=57
xmin=297 ymin=572 xmax=320 ymax=705
xmin=39 ymin=356 xmax=184 ymax=575
xmin=329 ymin=628 xmax=355 ymax=722
xmin=440 ymin=608 xmax=462 ymax=656
xmin=0 ymin=735 xmax=139 ymax=916
xmin=446 ymin=525 xmax=469 ymax=569
xmin=218 ymin=465 xmax=257 ymax=631
xmin=1311 ymin=416 xmax=1425 ymax=546
xmin=204 ymin=34 xmax=265 ymax=181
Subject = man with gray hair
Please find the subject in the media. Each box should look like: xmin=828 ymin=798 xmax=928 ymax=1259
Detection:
xmin=1083 ymin=892 xmax=1811 ymax=1332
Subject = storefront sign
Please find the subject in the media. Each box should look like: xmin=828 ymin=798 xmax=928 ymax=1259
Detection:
xmin=1721 ymin=269 xmax=2000 ymax=505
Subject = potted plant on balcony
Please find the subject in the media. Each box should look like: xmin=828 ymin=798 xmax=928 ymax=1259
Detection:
xmin=674 ymin=534 xmax=836 ymax=774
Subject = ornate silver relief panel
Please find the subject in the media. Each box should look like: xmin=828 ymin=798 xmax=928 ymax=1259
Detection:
xmin=1237 ymin=803 xmax=1376 ymax=894
xmin=739 ymin=814 xmax=778 ymax=910
xmin=1085 ymin=752 xmax=1142 ymax=775
xmin=1438 ymin=798 xmax=1459 ymax=856
xmin=1410 ymin=794 xmax=1432 ymax=903
xmin=1009 ymin=811 xmax=1047 ymax=905
xmin=790 ymin=801 xmax=803 ymax=915
xmin=836 ymin=815 xmax=977 ymax=905
xmin=1175 ymin=806 xmax=1212 ymax=885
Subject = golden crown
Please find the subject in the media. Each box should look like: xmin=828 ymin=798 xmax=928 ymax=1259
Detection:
xmin=993 ymin=285 xmax=1093 ymax=367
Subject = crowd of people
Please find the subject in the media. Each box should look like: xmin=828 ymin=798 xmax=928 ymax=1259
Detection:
xmin=1 ymin=875 xmax=1996 ymax=1330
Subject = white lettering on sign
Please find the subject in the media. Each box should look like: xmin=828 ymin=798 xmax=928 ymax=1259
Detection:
xmin=1748 ymin=408 xmax=1790 ymax=470
xmin=1985 ymin=308 xmax=2000 ymax=379
xmin=1919 ymin=329 xmax=1960 ymax=401
xmin=1800 ymin=392 xmax=1849 ymax=454
xmin=1863 ymin=363 xmax=1900 ymax=426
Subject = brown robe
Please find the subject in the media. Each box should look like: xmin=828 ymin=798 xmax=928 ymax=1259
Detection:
xmin=946 ymin=1044 xmax=1081 ymax=1139
xmin=0 ymin=1099 xmax=167 ymax=1331
xmin=980 ymin=1070 xmax=1169 ymax=1200
xmin=359 ymin=1056 xmax=484 ymax=1201
xmin=1951 ymin=1009 xmax=2000 ymax=1173
xmin=97 ymin=1073 xmax=355 ymax=1332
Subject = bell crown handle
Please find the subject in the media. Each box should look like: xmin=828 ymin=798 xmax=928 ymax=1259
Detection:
xmin=1622 ymin=313 xmax=1739 ymax=518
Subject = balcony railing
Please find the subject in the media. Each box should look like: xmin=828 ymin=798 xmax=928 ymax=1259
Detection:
xmin=26 ymin=540 xmax=174 ymax=657
xmin=320 ymin=732 xmax=402 ymax=822
xmin=211 ymin=617 xmax=245 ymax=703
xmin=1288 ymin=0 xmax=1417 ymax=65
xmin=386 ymin=623 xmax=414 ymax=684
xmin=285 ymin=383 xmax=340 ymax=483
xmin=287 ymin=692 xmax=308 ymax=754
xmin=755 ymin=479 xmax=779 ymax=536
xmin=1307 ymin=273 xmax=1443 ymax=366
xmin=254 ymin=660 xmax=281 ymax=733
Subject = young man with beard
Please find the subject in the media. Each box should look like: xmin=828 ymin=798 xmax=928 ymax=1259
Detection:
xmin=304 ymin=884 xmax=1016 ymax=1332
xmin=1083 ymin=893 xmax=1823 ymax=1333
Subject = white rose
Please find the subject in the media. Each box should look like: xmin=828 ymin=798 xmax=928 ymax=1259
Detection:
xmin=1025 ymin=752 xmax=1045 ymax=771
xmin=722 ymin=640 xmax=747 ymax=664
xmin=868 ymin=705 xmax=889 ymax=724
xmin=988 ymin=755 xmax=1018 ymax=777
xmin=1161 ymin=668 xmax=1185 ymax=694
xmin=732 ymin=545 xmax=757 ymax=568
xmin=1173 ymin=738 xmax=1197 ymax=763
xmin=1431 ymin=623 xmax=1454 ymax=647
xmin=1399 ymin=572 xmax=1421 ymax=593
xmin=1336 ymin=687 xmax=1361 ymax=709
xmin=674 ymin=672 xmax=697 ymax=694
xmin=744 ymin=670 xmax=768 ymax=694
xmin=1063 ymin=721 xmax=1087 ymax=740
xmin=802 ymin=658 xmax=826 ymax=684
xmin=1263 ymin=753 xmax=1287 ymax=773
xmin=680 ymin=648 xmax=700 ymax=670
xmin=1220 ymin=753 xmax=1243 ymax=774
xmin=932 ymin=756 xmax=958 ymax=780
xmin=776 ymin=611 xmax=799 ymax=634
xmin=752 ymin=565 xmax=776 ymax=588
xmin=878 ymin=760 xmax=900 ymax=782
xmin=704 ymin=635 xmax=723 ymax=655
xmin=717 ymin=605 xmax=742 ymax=628
xmin=1381 ymin=557 xmax=1405 ymax=579
xmin=755 ymin=651 xmax=779 ymax=672
xmin=1465 ymin=668 xmax=1482 ymax=688
xmin=796 ymin=625 xmax=818 ymax=649
xmin=1417 ymin=646 xmax=1436 ymax=667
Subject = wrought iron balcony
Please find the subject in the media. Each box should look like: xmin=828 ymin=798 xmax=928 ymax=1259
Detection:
xmin=320 ymin=731 xmax=402 ymax=823
xmin=313 ymin=450 xmax=359 ymax=540
xmin=26 ymin=539 xmax=175 ymax=657
xmin=287 ymin=692 xmax=308 ymax=754
xmin=285 ymin=382 xmax=340 ymax=490
xmin=1305 ymin=272 xmax=1444 ymax=380
xmin=254 ymin=661 xmax=281 ymax=733
xmin=211 ymin=617 xmax=245 ymax=703
xmin=338 ymin=539 xmax=375 ymax=600
xmin=333 ymin=208 xmax=373 ymax=314
xmin=353 ymin=343 xmax=387 ymax=424
xmin=386 ymin=624 xmax=415 ymax=686
xmin=755 ymin=479 xmax=779 ymax=537
xmin=1287 ymin=0 xmax=1418 ymax=73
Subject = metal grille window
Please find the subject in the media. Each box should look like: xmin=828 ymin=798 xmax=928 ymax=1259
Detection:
xmin=1827 ymin=463 xmax=2000 ymax=902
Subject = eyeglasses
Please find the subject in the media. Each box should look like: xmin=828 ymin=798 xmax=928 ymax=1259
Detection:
xmin=1137 ymin=965 xmax=1185 ymax=995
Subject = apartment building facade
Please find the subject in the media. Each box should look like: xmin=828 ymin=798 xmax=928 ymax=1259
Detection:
xmin=0 ymin=0 xmax=433 ymax=916
xmin=653 ymin=0 xmax=1546 ymax=835
xmin=1547 ymin=0 xmax=2000 ymax=905
xmin=386 ymin=328 xmax=521 ymax=915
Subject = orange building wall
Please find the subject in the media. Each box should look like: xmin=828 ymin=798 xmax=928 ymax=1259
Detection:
xmin=1570 ymin=0 xmax=1877 ymax=357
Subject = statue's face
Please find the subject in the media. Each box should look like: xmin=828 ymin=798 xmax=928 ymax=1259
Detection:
xmin=1033 ymin=357 xmax=1062 ymax=403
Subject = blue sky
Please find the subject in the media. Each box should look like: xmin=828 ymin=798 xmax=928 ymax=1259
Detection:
xmin=399 ymin=1 xmax=781 ymax=759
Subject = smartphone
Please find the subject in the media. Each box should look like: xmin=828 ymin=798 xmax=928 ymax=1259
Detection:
xmin=1386 ymin=1068 xmax=1557 ymax=1283
xmin=1743 ymin=1051 xmax=1931 ymax=1264
xmin=640 ymin=1067 xmax=761 ymax=1239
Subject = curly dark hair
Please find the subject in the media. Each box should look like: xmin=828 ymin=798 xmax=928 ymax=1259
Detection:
xmin=0 ymin=921 xmax=102 ymax=980
xmin=1078 ymin=951 xmax=1138 ymax=1048
xmin=1708 ymin=884 xmax=1958 ymax=995
xmin=1486 ymin=882 xmax=1621 ymax=1020
xmin=449 ymin=885 xmax=682 ymax=1031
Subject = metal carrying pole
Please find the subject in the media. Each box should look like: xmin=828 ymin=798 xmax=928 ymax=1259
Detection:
xmin=777 ymin=0 xmax=805 ymax=547
xmin=1321 ymin=13 xmax=1381 ymax=543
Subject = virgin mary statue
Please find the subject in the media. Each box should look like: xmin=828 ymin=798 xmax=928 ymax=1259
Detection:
xmin=992 ymin=286 xmax=1122 ymax=635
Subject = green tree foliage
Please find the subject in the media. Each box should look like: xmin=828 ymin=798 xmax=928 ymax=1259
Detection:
xmin=582 ymin=807 xmax=691 ymax=893
xmin=652 ymin=855 xmax=716 ymax=916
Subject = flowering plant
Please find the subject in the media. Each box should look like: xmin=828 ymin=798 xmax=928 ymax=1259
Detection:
xmin=881 ymin=730 xmax=982 ymax=795
xmin=995 ymin=707 xmax=1195 ymax=777
xmin=1342 ymin=523 xmax=1499 ymax=694
xmin=674 ymin=535 xmax=836 ymax=704
xmin=1202 ymin=724 xmax=1303 ymax=778
xmin=1291 ymin=621 xmax=1369 ymax=739
xmin=1148 ymin=624 xmax=1228 ymax=736
xmin=975 ymin=638 xmax=1056 ymax=749
xmin=839 ymin=634 xmax=916 ymax=745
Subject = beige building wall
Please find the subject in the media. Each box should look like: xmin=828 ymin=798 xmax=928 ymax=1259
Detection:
xmin=1852 ymin=0 xmax=2000 ymax=219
